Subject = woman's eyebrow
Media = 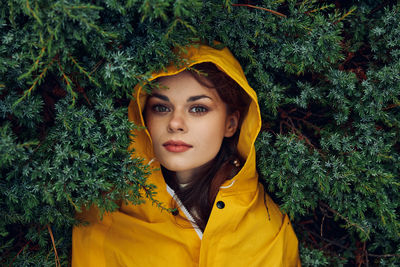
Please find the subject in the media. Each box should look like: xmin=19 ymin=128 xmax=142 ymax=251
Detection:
xmin=150 ymin=93 xmax=169 ymax=102
xmin=187 ymin=95 xmax=212 ymax=102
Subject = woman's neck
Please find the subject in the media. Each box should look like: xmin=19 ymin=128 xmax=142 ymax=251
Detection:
xmin=174 ymin=159 xmax=215 ymax=184
xmin=175 ymin=169 xmax=195 ymax=184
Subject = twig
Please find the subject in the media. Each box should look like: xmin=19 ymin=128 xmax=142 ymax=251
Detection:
xmin=89 ymin=59 xmax=105 ymax=76
xmin=382 ymin=103 xmax=400 ymax=110
xmin=369 ymin=0 xmax=393 ymax=16
xmin=320 ymin=213 xmax=326 ymax=237
xmin=307 ymin=231 xmax=318 ymax=245
xmin=165 ymin=18 xmax=197 ymax=39
xmin=305 ymin=4 xmax=333 ymax=15
xmin=18 ymin=46 xmax=46 ymax=81
xmin=14 ymin=57 xmax=57 ymax=106
xmin=66 ymin=194 xmax=81 ymax=212
xmin=9 ymin=240 xmax=31 ymax=266
xmin=334 ymin=7 xmax=357 ymax=24
xmin=291 ymin=115 xmax=322 ymax=133
xmin=232 ymin=4 xmax=287 ymax=18
xmin=319 ymin=201 xmax=369 ymax=237
xmin=18 ymin=34 xmax=54 ymax=81
xmin=68 ymin=54 xmax=100 ymax=87
xmin=57 ymin=57 xmax=77 ymax=104
xmin=26 ymin=0 xmax=42 ymax=25
xmin=281 ymin=120 xmax=316 ymax=149
xmin=64 ymin=5 xmax=103 ymax=10
xmin=47 ymin=225 xmax=61 ymax=267
xmin=368 ymin=253 xmax=400 ymax=258
xmin=364 ymin=242 xmax=369 ymax=267
xmin=298 ymin=223 xmax=350 ymax=250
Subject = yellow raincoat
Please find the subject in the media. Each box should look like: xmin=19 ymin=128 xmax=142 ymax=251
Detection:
xmin=72 ymin=44 xmax=301 ymax=266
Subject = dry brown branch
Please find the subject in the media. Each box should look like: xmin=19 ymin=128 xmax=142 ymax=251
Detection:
xmin=232 ymin=4 xmax=287 ymax=18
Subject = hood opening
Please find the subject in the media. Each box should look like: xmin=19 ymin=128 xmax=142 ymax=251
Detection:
xmin=138 ymin=61 xmax=253 ymax=231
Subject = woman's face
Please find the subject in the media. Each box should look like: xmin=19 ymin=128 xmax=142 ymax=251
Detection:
xmin=145 ymin=71 xmax=239 ymax=183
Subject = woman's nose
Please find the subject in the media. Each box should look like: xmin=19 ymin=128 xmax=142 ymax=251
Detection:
xmin=167 ymin=111 xmax=187 ymax=133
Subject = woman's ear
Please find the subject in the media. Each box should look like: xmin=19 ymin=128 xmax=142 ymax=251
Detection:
xmin=224 ymin=111 xmax=240 ymax=137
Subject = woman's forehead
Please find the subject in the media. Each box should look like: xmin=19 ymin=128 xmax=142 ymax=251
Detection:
xmin=152 ymin=71 xmax=220 ymax=100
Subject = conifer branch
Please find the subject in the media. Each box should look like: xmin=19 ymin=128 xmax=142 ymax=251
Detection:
xmin=2 ymin=1 xmax=400 ymax=265
xmin=26 ymin=0 xmax=42 ymax=25
xmin=68 ymin=54 xmax=100 ymax=87
xmin=368 ymin=253 xmax=400 ymax=258
xmin=89 ymin=59 xmax=105 ymax=76
xmin=16 ymin=141 xmax=40 ymax=148
xmin=9 ymin=240 xmax=32 ymax=266
xmin=138 ymin=182 xmax=174 ymax=213
xmin=64 ymin=5 xmax=103 ymax=10
xmin=18 ymin=46 xmax=45 ymax=80
xmin=14 ymin=57 xmax=56 ymax=107
xmin=382 ymin=103 xmax=400 ymax=110
xmin=231 ymin=4 xmax=287 ymax=18
xmin=66 ymin=194 xmax=81 ymax=212
xmin=58 ymin=58 xmax=77 ymax=105
xmin=334 ymin=7 xmax=357 ymax=24
xmin=18 ymin=34 xmax=54 ymax=81
xmin=165 ymin=18 xmax=197 ymax=39
xmin=298 ymin=222 xmax=350 ymax=250
xmin=63 ymin=9 xmax=117 ymax=38
xmin=223 ymin=0 xmax=232 ymax=13
xmin=305 ymin=4 xmax=334 ymax=15
xmin=319 ymin=202 xmax=370 ymax=238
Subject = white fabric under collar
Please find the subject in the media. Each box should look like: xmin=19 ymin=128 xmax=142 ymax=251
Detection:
xmin=165 ymin=185 xmax=203 ymax=239
xmin=220 ymin=179 xmax=236 ymax=189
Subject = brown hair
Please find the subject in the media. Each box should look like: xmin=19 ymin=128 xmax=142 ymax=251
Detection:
xmin=159 ymin=62 xmax=250 ymax=231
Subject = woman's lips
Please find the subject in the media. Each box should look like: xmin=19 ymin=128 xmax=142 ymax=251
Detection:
xmin=163 ymin=140 xmax=193 ymax=153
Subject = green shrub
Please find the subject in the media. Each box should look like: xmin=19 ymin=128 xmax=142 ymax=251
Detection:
xmin=1 ymin=0 xmax=399 ymax=265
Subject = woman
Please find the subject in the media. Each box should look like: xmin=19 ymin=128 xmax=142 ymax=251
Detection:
xmin=72 ymin=44 xmax=300 ymax=266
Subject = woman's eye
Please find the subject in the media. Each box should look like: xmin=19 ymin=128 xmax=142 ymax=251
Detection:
xmin=189 ymin=106 xmax=208 ymax=114
xmin=152 ymin=104 xmax=170 ymax=113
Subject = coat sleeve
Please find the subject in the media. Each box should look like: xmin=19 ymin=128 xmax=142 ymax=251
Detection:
xmin=264 ymin=192 xmax=301 ymax=266
xmin=282 ymin=214 xmax=301 ymax=266
xmin=72 ymin=206 xmax=113 ymax=267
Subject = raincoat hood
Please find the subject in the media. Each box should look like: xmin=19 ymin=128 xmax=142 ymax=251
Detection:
xmin=72 ymin=44 xmax=300 ymax=267
xmin=128 ymin=43 xmax=261 ymax=197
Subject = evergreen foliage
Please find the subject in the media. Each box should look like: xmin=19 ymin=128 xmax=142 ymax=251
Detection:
xmin=1 ymin=0 xmax=399 ymax=265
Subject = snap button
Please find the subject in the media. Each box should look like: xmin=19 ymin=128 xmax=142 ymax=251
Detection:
xmin=216 ymin=201 xmax=225 ymax=209
xmin=172 ymin=209 xmax=179 ymax=216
